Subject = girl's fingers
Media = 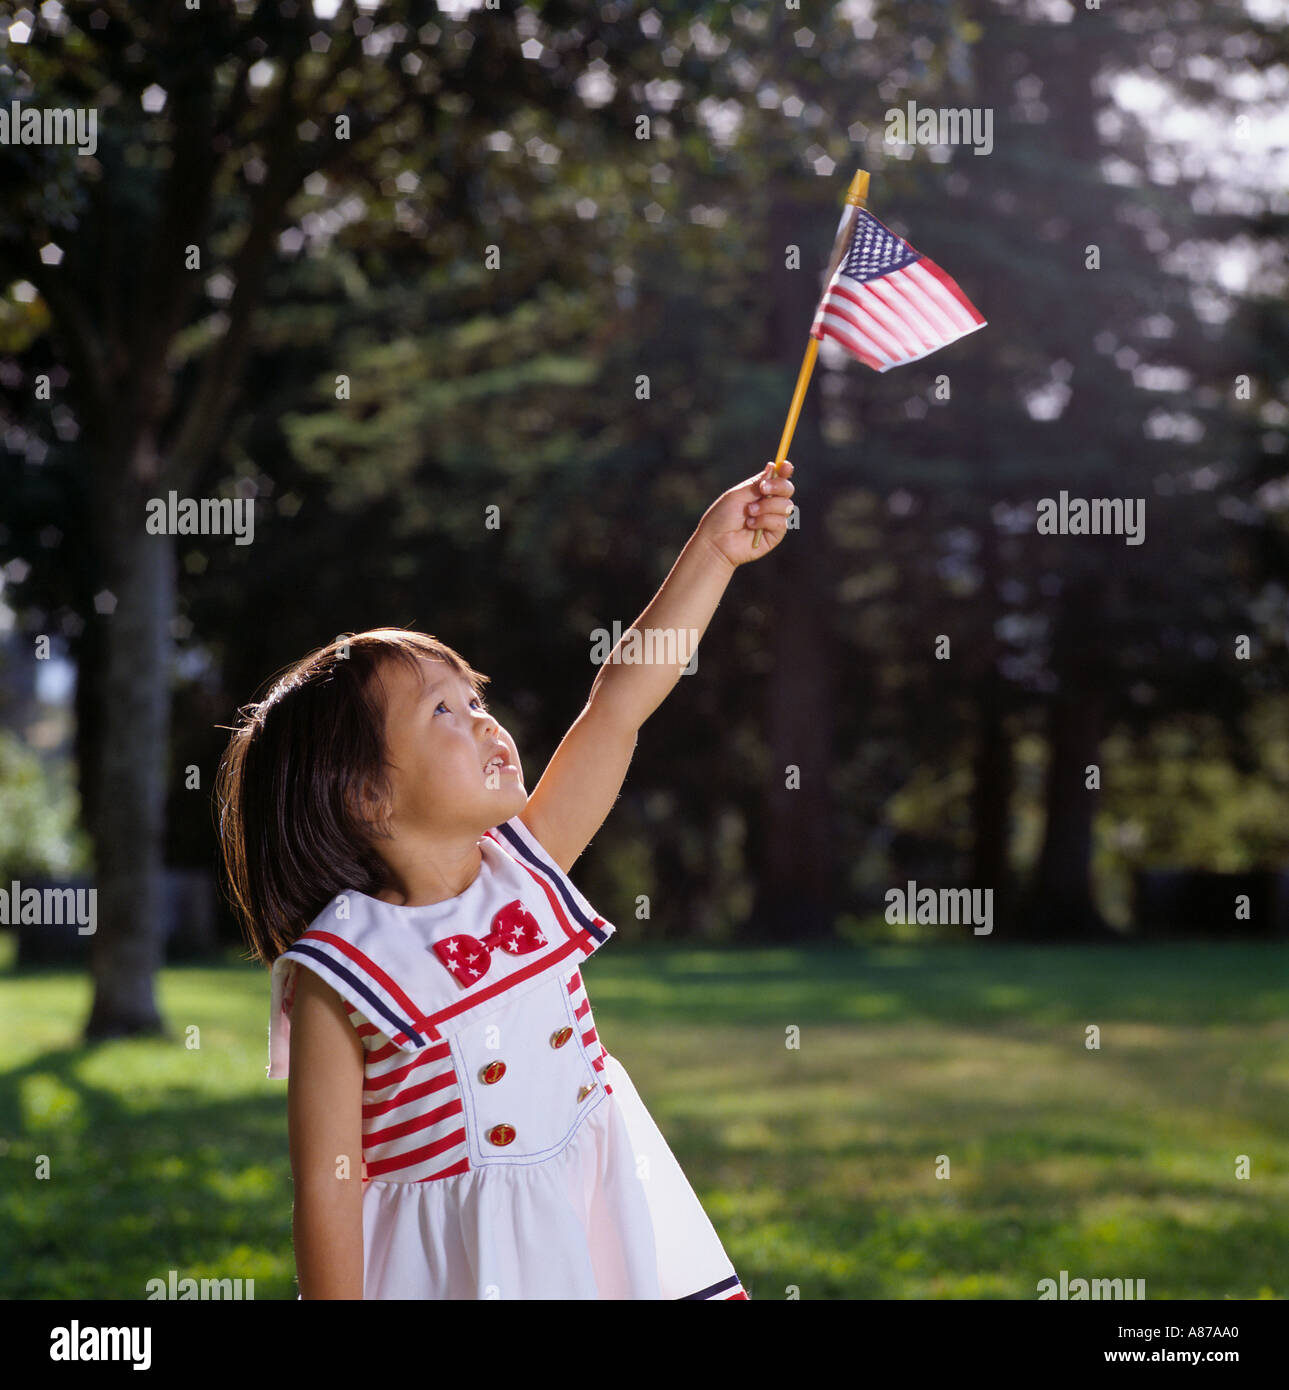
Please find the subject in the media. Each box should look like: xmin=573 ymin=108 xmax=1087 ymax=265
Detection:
xmin=745 ymin=459 xmax=793 ymax=504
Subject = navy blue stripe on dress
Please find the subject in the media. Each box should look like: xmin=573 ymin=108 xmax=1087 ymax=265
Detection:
xmin=680 ymin=1274 xmax=743 ymax=1300
xmin=494 ymin=821 xmax=610 ymax=944
xmin=289 ymin=942 xmax=426 ymax=1048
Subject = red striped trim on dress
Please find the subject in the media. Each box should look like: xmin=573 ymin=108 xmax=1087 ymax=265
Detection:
xmin=361 ymin=1042 xmax=452 ymax=1092
xmin=363 ymin=1072 xmax=459 ymax=1120
xmin=565 ymin=970 xmax=612 ymax=1097
xmin=366 ymin=1098 xmax=464 ymax=1146
xmin=484 ymin=825 xmax=608 ymax=953
xmin=346 ymin=1001 xmax=473 ymax=1181
xmin=423 ymin=936 xmax=588 ymax=1031
xmin=302 ymin=928 xmax=434 ymax=1040
xmin=365 ymin=1129 xmax=470 ymax=1178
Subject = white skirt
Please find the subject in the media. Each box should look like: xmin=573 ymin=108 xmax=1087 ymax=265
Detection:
xmin=360 ymin=1053 xmax=747 ymax=1300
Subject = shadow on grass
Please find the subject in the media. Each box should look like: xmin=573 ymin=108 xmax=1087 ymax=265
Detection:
xmin=0 ymin=1040 xmax=295 ymax=1299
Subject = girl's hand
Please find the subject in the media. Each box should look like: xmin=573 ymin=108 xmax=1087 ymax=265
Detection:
xmin=697 ymin=460 xmax=795 ymax=568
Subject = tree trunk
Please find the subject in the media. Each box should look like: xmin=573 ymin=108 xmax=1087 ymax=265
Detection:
xmin=1023 ymin=686 xmax=1112 ymax=939
xmin=1020 ymin=575 xmax=1116 ymax=940
xmin=969 ymin=661 xmax=1016 ymax=934
xmin=744 ymin=185 xmax=841 ymax=943
xmin=749 ymin=522 xmax=841 ymax=941
xmin=84 ymin=433 xmax=175 ymax=1039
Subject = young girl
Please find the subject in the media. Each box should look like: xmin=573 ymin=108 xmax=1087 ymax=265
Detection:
xmin=215 ymin=459 xmax=795 ymax=1300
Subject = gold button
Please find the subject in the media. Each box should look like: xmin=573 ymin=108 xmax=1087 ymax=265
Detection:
xmin=551 ymin=1026 xmax=573 ymax=1048
xmin=479 ymin=1060 xmax=506 ymax=1085
xmin=577 ymin=1084 xmax=595 ymax=1102
xmin=487 ymin=1123 xmax=516 ymax=1146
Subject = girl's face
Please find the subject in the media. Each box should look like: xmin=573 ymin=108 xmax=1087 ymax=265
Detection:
xmin=371 ymin=656 xmax=526 ymax=837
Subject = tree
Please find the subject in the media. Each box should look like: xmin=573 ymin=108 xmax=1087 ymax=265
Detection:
xmin=0 ymin=0 xmax=647 ymax=1036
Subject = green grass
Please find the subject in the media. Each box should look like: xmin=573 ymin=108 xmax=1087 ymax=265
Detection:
xmin=2 ymin=937 xmax=1286 ymax=1299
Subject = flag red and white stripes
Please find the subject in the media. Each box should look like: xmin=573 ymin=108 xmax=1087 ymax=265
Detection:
xmin=810 ymin=205 xmax=985 ymax=372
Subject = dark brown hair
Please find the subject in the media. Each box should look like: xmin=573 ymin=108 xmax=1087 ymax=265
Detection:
xmin=214 ymin=628 xmax=490 ymax=967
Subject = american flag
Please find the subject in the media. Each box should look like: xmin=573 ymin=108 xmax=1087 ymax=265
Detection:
xmin=810 ymin=205 xmax=985 ymax=372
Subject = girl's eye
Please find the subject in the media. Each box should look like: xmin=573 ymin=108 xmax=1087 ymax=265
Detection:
xmin=435 ymin=698 xmax=489 ymax=715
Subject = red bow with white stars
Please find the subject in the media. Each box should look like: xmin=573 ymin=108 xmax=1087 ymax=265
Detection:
xmin=431 ymin=900 xmax=548 ymax=987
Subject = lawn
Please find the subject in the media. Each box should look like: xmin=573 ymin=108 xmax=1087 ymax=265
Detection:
xmin=2 ymin=935 xmax=1286 ymax=1299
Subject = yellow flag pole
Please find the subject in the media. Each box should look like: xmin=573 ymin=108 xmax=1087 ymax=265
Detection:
xmin=752 ymin=168 xmax=870 ymax=550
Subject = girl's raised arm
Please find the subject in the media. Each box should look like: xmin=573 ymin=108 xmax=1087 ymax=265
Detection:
xmin=287 ymin=967 xmax=366 ymax=1299
xmin=519 ymin=460 xmax=795 ymax=874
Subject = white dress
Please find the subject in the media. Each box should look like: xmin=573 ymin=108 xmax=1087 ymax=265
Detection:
xmin=268 ymin=813 xmax=749 ymax=1301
